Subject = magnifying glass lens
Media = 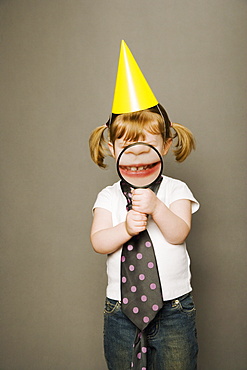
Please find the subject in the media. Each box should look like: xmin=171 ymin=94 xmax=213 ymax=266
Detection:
xmin=117 ymin=143 xmax=163 ymax=188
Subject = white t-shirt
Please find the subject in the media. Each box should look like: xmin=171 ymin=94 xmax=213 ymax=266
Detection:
xmin=93 ymin=175 xmax=199 ymax=301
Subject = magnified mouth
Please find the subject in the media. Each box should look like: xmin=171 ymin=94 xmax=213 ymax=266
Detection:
xmin=119 ymin=161 xmax=160 ymax=178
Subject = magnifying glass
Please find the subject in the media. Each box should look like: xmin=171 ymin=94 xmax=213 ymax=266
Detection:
xmin=116 ymin=142 xmax=163 ymax=188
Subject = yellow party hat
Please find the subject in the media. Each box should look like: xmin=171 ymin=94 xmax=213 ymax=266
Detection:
xmin=111 ymin=40 xmax=158 ymax=114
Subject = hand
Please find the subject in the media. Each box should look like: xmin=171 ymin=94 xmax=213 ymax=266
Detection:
xmin=131 ymin=188 xmax=159 ymax=215
xmin=125 ymin=209 xmax=147 ymax=236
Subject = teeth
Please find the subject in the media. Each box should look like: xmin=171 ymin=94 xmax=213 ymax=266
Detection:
xmin=121 ymin=163 xmax=158 ymax=172
xmin=127 ymin=165 xmax=148 ymax=171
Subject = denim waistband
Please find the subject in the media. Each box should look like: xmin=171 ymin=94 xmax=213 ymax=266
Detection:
xmin=108 ymin=292 xmax=192 ymax=307
xmin=168 ymin=292 xmax=191 ymax=307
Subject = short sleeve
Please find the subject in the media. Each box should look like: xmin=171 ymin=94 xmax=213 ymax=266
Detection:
xmin=93 ymin=186 xmax=113 ymax=213
xmin=168 ymin=180 xmax=199 ymax=214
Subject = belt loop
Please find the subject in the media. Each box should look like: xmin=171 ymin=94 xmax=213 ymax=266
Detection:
xmin=172 ymin=298 xmax=180 ymax=307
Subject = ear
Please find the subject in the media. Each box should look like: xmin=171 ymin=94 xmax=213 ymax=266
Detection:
xmin=163 ymin=138 xmax=172 ymax=156
xmin=108 ymin=142 xmax=115 ymax=158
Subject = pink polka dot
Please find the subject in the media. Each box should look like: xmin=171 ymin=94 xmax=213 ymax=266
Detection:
xmin=152 ymin=304 xmax=159 ymax=311
xmin=127 ymin=244 xmax=133 ymax=251
xmin=122 ymin=276 xmax=127 ymax=283
xmin=121 ymin=256 xmax=126 ymax=263
xmin=150 ymin=283 xmax=156 ymax=290
xmin=129 ymin=265 xmax=135 ymax=271
xmin=131 ymin=362 xmax=134 ymax=368
xmin=148 ymin=262 xmax=154 ymax=268
xmin=142 ymin=368 xmax=147 ymax=370
xmin=122 ymin=298 xmax=128 ymax=304
xmin=141 ymin=295 xmax=147 ymax=302
xmin=139 ymin=274 xmax=145 ymax=281
xmin=136 ymin=253 xmax=142 ymax=260
xmin=131 ymin=285 xmax=137 ymax=292
xmin=133 ymin=307 xmax=139 ymax=314
xmin=145 ymin=241 xmax=151 ymax=247
xmin=142 ymin=347 xmax=147 ymax=353
xmin=143 ymin=316 xmax=150 ymax=324
xmin=137 ymin=352 xmax=141 ymax=359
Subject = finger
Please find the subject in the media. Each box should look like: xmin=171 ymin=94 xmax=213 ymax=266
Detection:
xmin=132 ymin=204 xmax=143 ymax=213
xmin=132 ymin=201 xmax=138 ymax=209
xmin=132 ymin=209 xmax=146 ymax=216
xmin=132 ymin=193 xmax=142 ymax=201
xmin=133 ymin=188 xmax=144 ymax=195
xmin=132 ymin=194 xmax=144 ymax=202
xmin=132 ymin=199 xmax=143 ymax=207
xmin=133 ymin=215 xmax=146 ymax=222
xmin=136 ymin=219 xmax=147 ymax=227
xmin=135 ymin=225 xmax=146 ymax=233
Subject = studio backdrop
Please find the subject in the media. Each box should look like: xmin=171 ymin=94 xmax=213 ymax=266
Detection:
xmin=0 ymin=1 xmax=246 ymax=369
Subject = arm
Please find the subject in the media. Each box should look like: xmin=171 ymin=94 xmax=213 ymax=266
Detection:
xmin=152 ymin=198 xmax=191 ymax=244
xmin=90 ymin=207 xmax=148 ymax=254
xmin=132 ymin=189 xmax=192 ymax=245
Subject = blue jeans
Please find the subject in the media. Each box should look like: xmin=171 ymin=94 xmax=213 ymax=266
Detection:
xmin=104 ymin=293 xmax=198 ymax=370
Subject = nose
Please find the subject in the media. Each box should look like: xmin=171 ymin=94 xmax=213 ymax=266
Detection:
xmin=124 ymin=143 xmax=150 ymax=155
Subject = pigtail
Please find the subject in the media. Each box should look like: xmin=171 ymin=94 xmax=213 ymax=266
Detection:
xmin=171 ymin=122 xmax=196 ymax=162
xmin=89 ymin=125 xmax=109 ymax=168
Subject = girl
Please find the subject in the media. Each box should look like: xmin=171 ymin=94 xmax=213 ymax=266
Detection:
xmin=89 ymin=104 xmax=199 ymax=369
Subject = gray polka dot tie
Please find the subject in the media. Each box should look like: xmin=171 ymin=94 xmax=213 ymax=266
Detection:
xmin=120 ymin=178 xmax=163 ymax=369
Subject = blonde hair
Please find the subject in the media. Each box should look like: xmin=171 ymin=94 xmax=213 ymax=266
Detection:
xmin=89 ymin=105 xmax=195 ymax=168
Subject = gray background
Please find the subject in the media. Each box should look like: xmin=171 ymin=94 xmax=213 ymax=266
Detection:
xmin=1 ymin=1 xmax=246 ymax=369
